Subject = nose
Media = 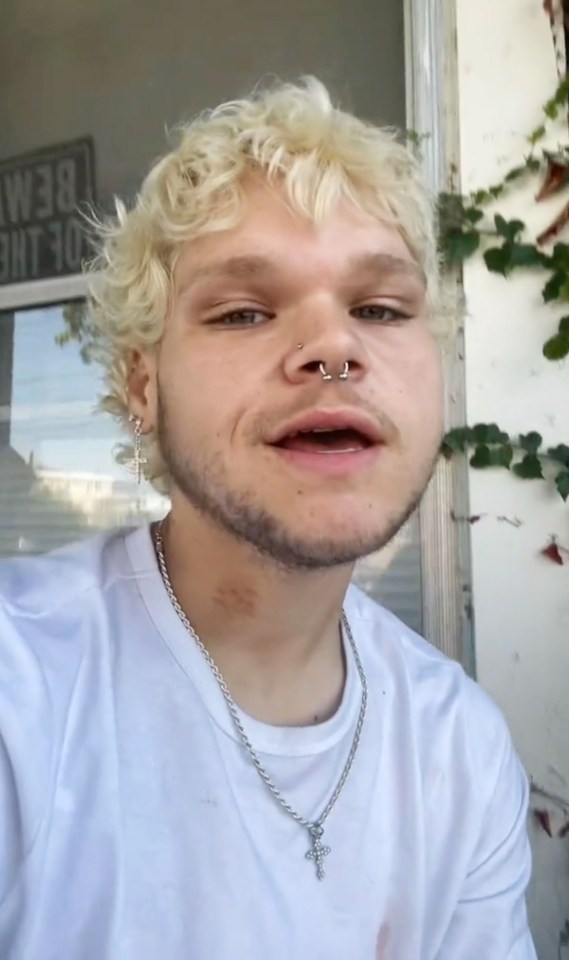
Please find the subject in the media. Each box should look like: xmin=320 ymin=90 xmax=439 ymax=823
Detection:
xmin=283 ymin=302 xmax=369 ymax=386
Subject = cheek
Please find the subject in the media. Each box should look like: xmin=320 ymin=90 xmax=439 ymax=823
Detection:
xmin=159 ymin=349 xmax=248 ymax=446
xmin=385 ymin=339 xmax=443 ymax=437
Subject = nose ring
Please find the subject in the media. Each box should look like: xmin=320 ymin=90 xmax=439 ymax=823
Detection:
xmin=319 ymin=361 xmax=350 ymax=382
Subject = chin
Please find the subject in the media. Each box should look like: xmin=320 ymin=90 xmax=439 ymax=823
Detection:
xmin=280 ymin=519 xmax=399 ymax=567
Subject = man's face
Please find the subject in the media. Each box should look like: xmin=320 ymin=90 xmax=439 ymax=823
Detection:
xmin=148 ymin=179 xmax=444 ymax=569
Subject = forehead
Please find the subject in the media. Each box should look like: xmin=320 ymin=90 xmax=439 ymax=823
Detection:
xmin=173 ymin=179 xmax=424 ymax=290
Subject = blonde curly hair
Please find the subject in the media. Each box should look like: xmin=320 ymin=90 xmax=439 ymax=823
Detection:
xmin=86 ymin=76 xmax=442 ymax=493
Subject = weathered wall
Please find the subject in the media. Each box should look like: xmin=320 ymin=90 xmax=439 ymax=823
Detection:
xmin=455 ymin=1 xmax=569 ymax=955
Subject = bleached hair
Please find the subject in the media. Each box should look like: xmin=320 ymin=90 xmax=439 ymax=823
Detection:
xmin=86 ymin=76 xmax=443 ymax=492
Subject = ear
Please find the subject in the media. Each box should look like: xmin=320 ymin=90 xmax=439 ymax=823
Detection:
xmin=127 ymin=348 xmax=158 ymax=431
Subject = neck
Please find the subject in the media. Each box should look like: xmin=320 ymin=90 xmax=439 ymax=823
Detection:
xmin=154 ymin=498 xmax=355 ymax=726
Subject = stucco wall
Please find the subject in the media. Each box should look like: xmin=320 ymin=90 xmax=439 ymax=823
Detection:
xmin=455 ymin=2 xmax=569 ymax=955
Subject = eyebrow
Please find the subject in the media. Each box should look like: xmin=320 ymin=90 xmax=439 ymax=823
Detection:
xmin=347 ymin=252 xmax=426 ymax=287
xmin=178 ymin=251 xmax=426 ymax=291
xmin=178 ymin=255 xmax=277 ymax=290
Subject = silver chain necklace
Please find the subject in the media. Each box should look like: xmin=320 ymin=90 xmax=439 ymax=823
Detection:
xmin=153 ymin=521 xmax=368 ymax=880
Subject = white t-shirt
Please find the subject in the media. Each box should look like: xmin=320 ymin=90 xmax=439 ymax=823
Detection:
xmin=0 ymin=525 xmax=536 ymax=959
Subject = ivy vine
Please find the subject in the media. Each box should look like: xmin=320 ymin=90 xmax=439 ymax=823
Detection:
xmin=442 ymin=424 xmax=569 ymax=501
xmin=439 ymin=75 xmax=569 ymax=504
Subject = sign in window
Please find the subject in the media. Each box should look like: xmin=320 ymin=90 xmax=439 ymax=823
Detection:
xmin=0 ymin=138 xmax=95 ymax=285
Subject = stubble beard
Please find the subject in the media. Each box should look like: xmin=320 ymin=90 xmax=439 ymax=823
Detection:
xmin=156 ymin=392 xmax=437 ymax=571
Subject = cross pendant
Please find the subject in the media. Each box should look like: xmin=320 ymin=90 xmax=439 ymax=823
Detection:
xmin=125 ymin=453 xmax=148 ymax=485
xmin=305 ymin=824 xmax=331 ymax=880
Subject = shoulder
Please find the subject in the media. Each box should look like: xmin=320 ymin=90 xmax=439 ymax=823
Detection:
xmin=346 ymin=584 xmax=517 ymax=786
xmin=0 ymin=526 xmax=148 ymax=703
xmin=0 ymin=528 xmax=143 ymax=898
xmin=347 ymin=591 xmax=533 ymax=949
xmin=0 ymin=527 xmax=141 ymax=753
xmin=0 ymin=525 xmax=136 ymax=705
xmin=0 ymin=528 xmax=129 ymax=617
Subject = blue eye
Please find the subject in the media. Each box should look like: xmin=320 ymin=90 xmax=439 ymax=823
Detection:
xmin=209 ymin=309 xmax=270 ymax=327
xmin=353 ymin=304 xmax=409 ymax=323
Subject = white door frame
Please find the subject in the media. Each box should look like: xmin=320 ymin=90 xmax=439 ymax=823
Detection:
xmin=405 ymin=0 xmax=474 ymax=671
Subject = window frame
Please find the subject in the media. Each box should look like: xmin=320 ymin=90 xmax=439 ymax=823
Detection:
xmin=405 ymin=0 xmax=474 ymax=671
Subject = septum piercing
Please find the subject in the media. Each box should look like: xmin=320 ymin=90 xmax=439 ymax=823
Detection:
xmin=319 ymin=361 xmax=350 ymax=382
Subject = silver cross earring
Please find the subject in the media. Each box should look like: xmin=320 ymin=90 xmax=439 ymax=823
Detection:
xmin=127 ymin=414 xmax=148 ymax=485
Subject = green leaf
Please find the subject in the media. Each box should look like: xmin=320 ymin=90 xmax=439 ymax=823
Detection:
xmin=519 ymin=431 xmax=543 ymax=454
xmin=550 ymin=243 xmax=569 ymax=270
xmin=472 ymin=190 xmax=490 ymax=206
xmin=560 ymin=281 xmax=569 ymax=302
xmin=528 ymin=124 xmax=546 ymax=145
xmin=544 ymin=101 xmax=559 ymax=120
xmin=508 ymin=244 xmax=545 ymax=269
xmin=442 ymin=427 xmax=472 ymax=456
xmin=471 ymin=423 xmax=490 ymax=444
xmin=548 ymin=444 xmax=569 ymax=467
xmin=512 ymin=454 xmax=544 ymax=479
xmin=484 ymin=246 xmax=512 ymax=276
xmin=494 ymin=215 xmax=525 ymax=242
xmin=470 ymin=423 xmax=510 ymax=445
xmin=487 ymin=444 xmax=514 ymax=468
xmin=444 ymin=229 xmax=480 ymax=265
xmin=489 ymin=185 xmax=504 ymax=200
xmin=543 ymin=334 xmax=569 ymax=360
xmin=406 ymin=130 xmax=426 ymax=148
xmin=559 ymin=315 xmax=569 ymax=338
xmin=470 ymin=444 xmax=492 ymax=468
xmin=555 ymin=470 xmax=569 ymax=501
xmin=487 ymin=424 xmax=510 ymax=444
xmin=464 ymin=207 xmax=484 ymax=225
xmin=554 ymin=77 xmax=569 ymax=102
xmin=542 ymin=272 xmax=565 ymax=303
xmin=525 ymin=156 xmax=542 ymax=172
xmin=505 ymin=166 xmax=524 ymax=183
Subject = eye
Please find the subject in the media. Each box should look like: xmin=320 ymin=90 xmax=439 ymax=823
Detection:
xmin=352 ymin=304 xmax=410 ymax=323
xmin=207 ymin=308 xmax=272 ymax=328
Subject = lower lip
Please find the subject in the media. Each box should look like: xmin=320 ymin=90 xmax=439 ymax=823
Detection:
xmin=270 ymin=444 xmax=382 ymax=476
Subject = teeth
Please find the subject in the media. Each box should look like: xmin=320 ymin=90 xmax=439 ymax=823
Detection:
xmin=299 ymin=427 xmax=337 ymax=434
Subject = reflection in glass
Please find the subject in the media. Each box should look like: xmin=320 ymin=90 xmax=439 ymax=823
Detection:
xmin=0 ymin=303 xmax=167 ymax=559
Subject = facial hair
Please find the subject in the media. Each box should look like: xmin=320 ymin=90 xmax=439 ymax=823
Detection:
xmin=156 ymin=389 xmax=437 ymax=571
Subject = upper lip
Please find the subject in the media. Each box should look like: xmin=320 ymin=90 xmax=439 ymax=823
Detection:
xmin=268 ymin=408 xmax=385 ymax=446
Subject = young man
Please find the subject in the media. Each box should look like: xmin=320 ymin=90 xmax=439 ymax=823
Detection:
xmin=0 ymin=79 xmax=536 ymax=958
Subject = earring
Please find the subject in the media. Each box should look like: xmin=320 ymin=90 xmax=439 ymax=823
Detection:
xmin=127 ymin=414 xmax=148 ymax=485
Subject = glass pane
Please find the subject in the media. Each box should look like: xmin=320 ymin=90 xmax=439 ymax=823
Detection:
xmin=0 ymin=302 xmax=167 ymax=558
xmin=0 ymin=300 xmax=422 ymax=633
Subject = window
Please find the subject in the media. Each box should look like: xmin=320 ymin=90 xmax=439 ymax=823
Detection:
xmin=0 ymin=301 xmax=167 ymax=558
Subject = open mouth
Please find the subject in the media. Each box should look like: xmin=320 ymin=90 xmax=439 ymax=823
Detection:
xmin=273 ymin=427 xmax=373 ymax=454
xmin=267 ymin=410 xmax=383 ymax=463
